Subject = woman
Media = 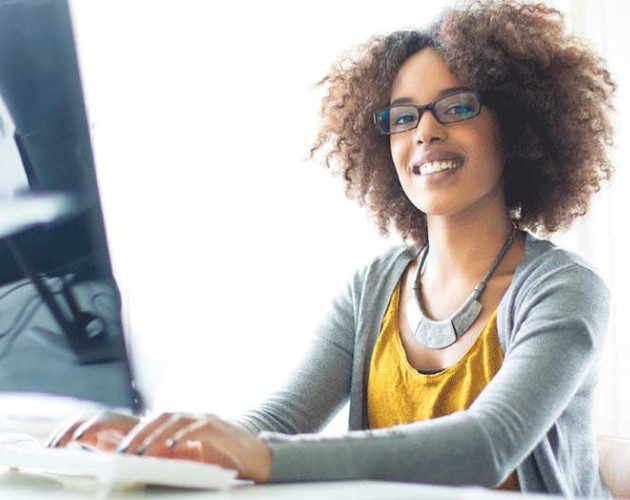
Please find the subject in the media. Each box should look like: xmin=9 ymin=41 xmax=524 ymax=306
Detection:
xmin=52 ymin=0 xmax=615 ymax=496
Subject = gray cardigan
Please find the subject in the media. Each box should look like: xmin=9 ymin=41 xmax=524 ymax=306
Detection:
xmin=237 ymin=232 xmax=610 ymax=497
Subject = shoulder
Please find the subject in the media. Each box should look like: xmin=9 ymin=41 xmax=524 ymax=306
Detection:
xmin=318 ymin=245 xmax=418 ymax=338
xmin=499 ymin=232 xmax=610 ymax=347
xmin=363 ymin=244 xmax=418 ymax=273
xmin=511 ymin=232 xmax=609 ymax=303
xmin=332 ymin=244 xmax=419 ymax=316
xmin=350 ymin=244 xmax=418 ymax=289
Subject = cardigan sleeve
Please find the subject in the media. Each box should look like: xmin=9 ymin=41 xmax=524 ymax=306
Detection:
xmin=260 ymin=262 xmax=609 ymax=492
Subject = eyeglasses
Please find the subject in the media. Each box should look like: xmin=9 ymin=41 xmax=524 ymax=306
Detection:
xmin=373 ymin=90 xmax=483 ymax=135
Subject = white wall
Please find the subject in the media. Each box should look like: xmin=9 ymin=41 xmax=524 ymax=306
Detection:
xmin=68 ymin=0 xmax=457 ymax=418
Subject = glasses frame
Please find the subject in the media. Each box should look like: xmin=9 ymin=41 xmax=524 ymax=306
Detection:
xmin=373 ymin=89 xmax=484 ymax=136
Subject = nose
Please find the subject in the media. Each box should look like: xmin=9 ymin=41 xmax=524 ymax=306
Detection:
xmin=412 ymin=109 xmax=448 ymax=144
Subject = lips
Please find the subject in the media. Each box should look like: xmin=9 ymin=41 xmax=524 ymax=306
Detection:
xmin=411 ymin=152 xmax=466 ymax=175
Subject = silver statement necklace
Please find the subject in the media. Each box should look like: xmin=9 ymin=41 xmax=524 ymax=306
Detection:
xmin=406 ymin=224 xmax=517 ymax=349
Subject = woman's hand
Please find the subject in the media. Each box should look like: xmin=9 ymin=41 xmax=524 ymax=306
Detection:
xmin=117 ymin=413 xmax=272 ymax=483
xmin=49 ymin=411 xmax=273 ymax=483
xmin=47 ymin=410 xmax=140 ymax=452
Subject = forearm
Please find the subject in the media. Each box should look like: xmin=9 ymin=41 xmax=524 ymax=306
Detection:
xmin=261 ymin=412 xmax=504 ymax=486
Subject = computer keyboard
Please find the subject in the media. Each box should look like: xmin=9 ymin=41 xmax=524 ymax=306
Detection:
xmin=0 ymin=443 xmax=237 ymax=490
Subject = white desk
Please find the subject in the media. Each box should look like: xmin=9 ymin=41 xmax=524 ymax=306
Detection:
xmin=0 ymin=401 xmax=557 ymax=499
xmin=0 ymin=472 xmax=555 ymax=499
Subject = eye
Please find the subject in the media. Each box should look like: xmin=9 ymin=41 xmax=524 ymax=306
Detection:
xmin=444 ymin=103 xmax=476 ymax=116
xmin=393 ymin=113 xmax=416 ymax=125
xmin=389 ymin=107 xmax=418 ymax=127
xmin=436 ymin=92 xmax=480 ymax=121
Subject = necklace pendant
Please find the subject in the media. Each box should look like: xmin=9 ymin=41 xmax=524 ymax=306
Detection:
xmin=413 ymin=316 xmax=458 ymax=349
xmin=407 ymin=295 xmax=482 ymax=349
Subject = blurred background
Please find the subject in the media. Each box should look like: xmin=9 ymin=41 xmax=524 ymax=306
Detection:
xmin=3 ymin=0 xmax=626 ymax=436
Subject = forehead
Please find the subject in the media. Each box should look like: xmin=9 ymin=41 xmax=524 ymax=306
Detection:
xmin=390 ymin=48 xmax=463 ymax=103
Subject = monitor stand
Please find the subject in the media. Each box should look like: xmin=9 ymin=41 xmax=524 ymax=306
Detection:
xmin=1 ymin=193 xmax=124 ymax=364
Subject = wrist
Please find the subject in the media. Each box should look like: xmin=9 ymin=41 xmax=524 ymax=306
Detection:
xmin=254 ymin=439 xmax=273 ymax=483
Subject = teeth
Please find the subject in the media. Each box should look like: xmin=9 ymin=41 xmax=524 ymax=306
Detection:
xmin=418 ymin=159 xmax=462 ymax=175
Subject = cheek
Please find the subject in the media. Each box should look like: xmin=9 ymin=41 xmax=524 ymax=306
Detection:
xmin=469 ymin=127 xmax=504 ymax=177
xmin=389 ymin=136 xmax=408 ymax=172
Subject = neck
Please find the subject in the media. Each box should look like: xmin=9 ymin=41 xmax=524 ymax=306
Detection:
xmin=424 ymin=209 xmax=514 ymax=282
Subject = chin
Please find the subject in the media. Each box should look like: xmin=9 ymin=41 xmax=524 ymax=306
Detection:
xmin=409 ymin=196 xmax=462 ymax=217
xmin=407 ymin=186 xmax=504 ymax=221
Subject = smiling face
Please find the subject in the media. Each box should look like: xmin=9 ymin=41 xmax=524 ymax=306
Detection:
xmin=389 ymin=48 xmax=506 ymax=222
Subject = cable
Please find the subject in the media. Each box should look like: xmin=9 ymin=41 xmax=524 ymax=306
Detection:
xmin=0 ymin=277 xmax=66 ymax=341
xmin=0 ymin=279 xmax=32 ymax=301
xmin=0 ymin=275 xmax=64 ymax=302
xmin=0 ymin=294 xmax=43 ymax=339
xmin=0 ymin=296 xmax=43 ymax=360
xmin=0 ymin=279 xmax=68 ymax=341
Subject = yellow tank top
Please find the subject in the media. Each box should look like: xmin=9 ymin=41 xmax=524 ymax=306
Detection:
xmin=367 ymin=281 xmax=519 ymax=490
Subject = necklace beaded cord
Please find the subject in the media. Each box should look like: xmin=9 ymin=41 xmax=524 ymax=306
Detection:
xmin=406 ymin=223 xmax=518 ymax=349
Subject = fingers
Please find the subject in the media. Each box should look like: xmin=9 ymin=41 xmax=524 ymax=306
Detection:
xmin=117 ymin=412 xmax=203 ymax=457
xmin=47 ymin=419 xmax=83 ymax=448
xmin=166 ymin=416 xmax=244 ymax=471
xmin=117 ymin=413 xmax=242 ymax=471
xmin=165 ymin=416 xmax=273 ymax=482
xmin=49 ymin=411 xmax=272 ymax=483
xmin=74 ymin=411 xmax=139 ymax=452
xmin=48 ymin=410 xmax=139 ymax=452
xmin=115 ymin=413 xmax=271 ymax=483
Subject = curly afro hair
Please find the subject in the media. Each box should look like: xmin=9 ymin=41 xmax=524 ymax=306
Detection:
xmin=310 ymin=0 xmax=616 ymax=246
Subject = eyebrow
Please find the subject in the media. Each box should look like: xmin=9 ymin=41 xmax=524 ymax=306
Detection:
xmin=390 ymin=86 xmax=471 ymax=106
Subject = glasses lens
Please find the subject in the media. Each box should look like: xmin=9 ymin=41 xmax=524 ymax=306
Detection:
xmin=388 ymin=106 xmax=419 ymax=134
xmin=374 ymin=106 xmax=419 ymax=135
xmin=434 ymin=91 xmax=481 ymax=123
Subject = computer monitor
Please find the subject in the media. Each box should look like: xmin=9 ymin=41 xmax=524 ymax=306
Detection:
xmin=0 ymin=0 xmax=141 ymax=412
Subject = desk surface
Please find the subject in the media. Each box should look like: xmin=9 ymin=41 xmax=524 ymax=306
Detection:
xmin=0 ymin=471 xmax=555 ymax=499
